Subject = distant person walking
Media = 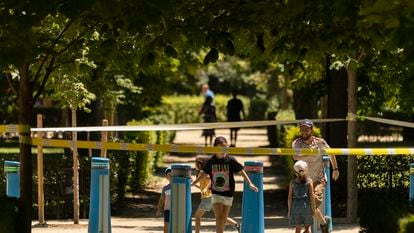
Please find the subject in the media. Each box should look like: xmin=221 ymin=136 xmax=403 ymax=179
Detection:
xmin=226 ymin=90 xmax=245 ymax=147
xmin=192 ymin=155 xmax=240 ymax=233
xmin=201 ymin=83 xmax=215 ymax=104
xmin=199 ymin=96 xmax=217 ymax=146
xmin=288 ymin=160 xmax=315 ymax=233
xmin=155 ymin=167 xmax=172 ymax=233
xmin=192 ymin=136 xmax=258 ymax=233
xmin=292 ymin=119 xmax=339 ymax=233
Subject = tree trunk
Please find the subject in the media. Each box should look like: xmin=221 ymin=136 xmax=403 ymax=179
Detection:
xmin=346 ymin=67 xmax=358 ymax=223
xmin=72 ymin=109 xmax=80 ymax=224
xmin=292 ymin=86 xmax=318 ymax=120
xmin=18 ymin=64 xmax=34 ymax=233
xmin=327 ymin=66 xmax=348 ymax=147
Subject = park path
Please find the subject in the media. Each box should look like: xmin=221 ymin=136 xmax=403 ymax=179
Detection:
xmin=32 ymin=128 xmax=360 ymax=233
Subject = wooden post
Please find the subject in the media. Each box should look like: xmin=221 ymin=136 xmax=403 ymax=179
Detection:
xmin=37 ymin=114 xmax=46 ymax=225
xmin=72 ymin=109 xmax=79 ymax=224
xmin=101 ymin=119 xmax=108 ymax=158
xmin=87 ymin=132 xmax=92 ymax=157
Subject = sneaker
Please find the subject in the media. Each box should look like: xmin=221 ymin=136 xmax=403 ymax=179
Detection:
xmin=233 ymin=223 xmax=240 ymax=233
xmin=320 ymin=216 xmax=331 ymax=233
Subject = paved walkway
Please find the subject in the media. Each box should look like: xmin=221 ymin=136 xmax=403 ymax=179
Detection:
xmin=32 ymin=217 xmax=360 ymax=233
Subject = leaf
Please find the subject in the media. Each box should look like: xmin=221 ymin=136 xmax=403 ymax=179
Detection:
xmin=223 ymin=39 xmax=235 ymax=56
xmin=203 ymin=48 xmax=219 ymax=65
xmin=164 ymin=45 xmax=178 ymax=58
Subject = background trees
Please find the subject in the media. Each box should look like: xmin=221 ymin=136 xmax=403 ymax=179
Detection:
xmin=1 ymin=0 xmax=413 ymax=232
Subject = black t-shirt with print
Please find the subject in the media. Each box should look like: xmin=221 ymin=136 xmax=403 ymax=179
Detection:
xmin=202 ymin=154 xmax=243 ymax=197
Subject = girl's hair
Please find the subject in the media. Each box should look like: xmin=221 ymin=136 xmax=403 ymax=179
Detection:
xmin=195 ymin=155 xmax=211 ymax=168
xmin=195 ymin=155 xmax=211 ymax=176
xmin=213 ymin=136 xmax=228 ymax=146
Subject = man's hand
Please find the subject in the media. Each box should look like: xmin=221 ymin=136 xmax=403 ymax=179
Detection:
xmin=332 ymin=169 xmax=339 ymax=181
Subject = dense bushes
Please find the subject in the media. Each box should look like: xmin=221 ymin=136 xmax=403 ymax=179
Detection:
xmin=399 ymin=214 xmax=414 ymax=233
xmin=359 ymin=189 xmax=410 ymax=233
xmin=0 ymin=195 xmax=19 ymax=233
xmin=357 ymin=154 xmax=414 ymax=233
xmin=158 ymin=94 xmax=250 ymax=124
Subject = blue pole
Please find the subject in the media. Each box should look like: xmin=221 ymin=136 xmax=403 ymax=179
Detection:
xmin=4 ymin=161 xmax=20 ymax=198
xmin=323 ymin=156 xmax=333 ymax=232
xmin=241 ymin=161 xmax=264 ymax=233
xmin=88 ymin=157 xmax=111 ymax=233
xmin=169 ymin=164 xmax=192 ymax=233
xmin=410 ymin=163 xmax=414 ymax=207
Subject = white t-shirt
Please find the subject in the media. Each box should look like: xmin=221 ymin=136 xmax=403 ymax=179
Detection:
xmin=292 ymin=136 xmax=330 ymax=182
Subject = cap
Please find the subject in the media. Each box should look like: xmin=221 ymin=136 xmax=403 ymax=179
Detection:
xmin=299 ymin=119 xmax=314 ymax=128
xmin=294 ymin=160 xmax=308 ymax=174
xmin=164 ymin=167 xmax=172 ymax=175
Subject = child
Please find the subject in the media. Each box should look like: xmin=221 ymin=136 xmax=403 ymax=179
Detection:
xmin=191 ymin=136 xmax=258 ymax=233
xmin=192 ymin=155 xmax=240 ymax=233
xmin=288 ymin=160 xmax=329 ymax=233
xmin=155 ymin=167 xmax=172 ymax=233
xmin=288 ymin=160 xmax=316 ymax=233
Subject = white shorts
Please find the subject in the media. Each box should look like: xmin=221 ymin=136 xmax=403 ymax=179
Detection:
xmin=211 ymin=194 xmax=233 ymax=206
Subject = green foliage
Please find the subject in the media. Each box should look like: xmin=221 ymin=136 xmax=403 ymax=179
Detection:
xmin=359 ymin=189 xmax=409 ymax=233
xmin=158 ymin=94 xmax=250 ymax=124
xmin=0 ymin=196 xmax=19 ymax=233
xmin=357 ymin=154 xmax=414 ymax=189
xmin=124 ymin=119 xmax=157 ymax=193
xmin=399 ymin=215 xmax=414 ymax=233
xmin=283 ymin=125 xmax=322 ymax=148
xmin=247 ymin=97 xmax=268 ymax=121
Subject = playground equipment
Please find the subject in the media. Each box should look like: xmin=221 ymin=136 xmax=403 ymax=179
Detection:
xmin=241 ymin=161 xmax=264 ymax=233
xmin=169 ymin=164 xmax=192 ymax=233
xmin=88 ymin=157 xmax=111 ymax=233
xmin=4 ymin=160 xmax=20 ymax=198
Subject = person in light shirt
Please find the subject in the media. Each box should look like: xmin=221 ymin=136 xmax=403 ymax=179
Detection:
xmin=292 ymin=119 xmax=339 ymax=233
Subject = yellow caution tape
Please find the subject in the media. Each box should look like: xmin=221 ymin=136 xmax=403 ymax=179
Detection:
xmin=24 ymin=137 xmax=414 ymax=156
xmin=0 ymin=124 xmax=30 ymax=133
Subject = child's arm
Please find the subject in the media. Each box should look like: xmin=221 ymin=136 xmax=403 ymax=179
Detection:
xmin=191 ymin=171 xmax=206 ymax=187
xmin=201 ymin=176 xmax=211 ymax=196
xmin=239 ymin=169 xmax=258 ymax=192
xmin=287 ymin=182 xmax=293 ymax=217
xmin=308 ymin=180 xmax=316 ymax=215
xmin=155 ymin=195 xmax=164 ymax=217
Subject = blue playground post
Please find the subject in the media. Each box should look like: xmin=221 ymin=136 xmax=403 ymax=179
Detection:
xmin=410 ymin=163 xmax=414 ymax=207
xmin=4 ymin=161 xmax=20 ymax=198
xmin=88 ymin=157 xmax=111 ymax=233
xmin=241 ymin=161 xmax=264 ymax=233
xmin=169 ymin=164 xmax=192 ymax=233
xmin=323 ymin=156 xmax=333 ymax=232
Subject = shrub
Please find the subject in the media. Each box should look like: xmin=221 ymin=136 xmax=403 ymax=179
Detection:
xmin=399 ymin=214 xmax=414 ymax=233
xmin=0 ymin=196 xmax=19 ymax=233
xmin=359 ymin=189 xmax=409 ymax=233
xmin=124 ymin=119 xmax=156 ymax=193
xmin=159 ymin=94 xmax=250 ymax=124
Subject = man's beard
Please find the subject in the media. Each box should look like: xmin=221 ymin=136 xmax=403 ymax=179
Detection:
xmin=301 ymin=133 xmax=311 ymax=141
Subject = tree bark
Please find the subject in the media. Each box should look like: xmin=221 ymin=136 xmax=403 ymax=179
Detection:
xmin=18 ymin=63 xmax=34 ymax=233
xmin=327 ymin=66 xmax=348 ymax=147
xmin=72 ymin=109 xmax=80 ymax=224
xmin=292 ymin=86 xmax=318 ymax=120
xmin=346 ymin=67 xmax=358 ymax=223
